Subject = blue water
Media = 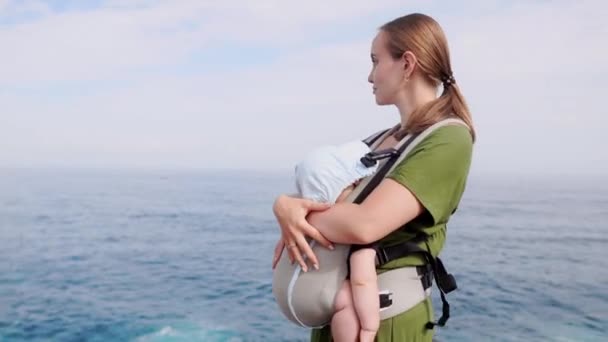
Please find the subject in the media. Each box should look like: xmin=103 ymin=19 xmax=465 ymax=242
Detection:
xmin=1 ymin=169 xmax=607 ymax=342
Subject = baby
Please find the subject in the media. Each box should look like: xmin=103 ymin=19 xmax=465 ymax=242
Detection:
xmin=295 ymin=140 xmax=380 ymax=342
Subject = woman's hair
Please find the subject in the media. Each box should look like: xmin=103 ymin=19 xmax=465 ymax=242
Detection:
xmin=381 ymin=13 xmax=476 ymax=141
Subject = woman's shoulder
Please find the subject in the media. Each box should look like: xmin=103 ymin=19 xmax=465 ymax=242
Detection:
xmin=422 ymin=123 xmax=473 ymax=148
xmin=394 ymin=123 xmax=473 ymax=172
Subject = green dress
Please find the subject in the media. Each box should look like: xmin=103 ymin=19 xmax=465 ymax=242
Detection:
xmin=311 ymin=124 xmax=473 ymax=342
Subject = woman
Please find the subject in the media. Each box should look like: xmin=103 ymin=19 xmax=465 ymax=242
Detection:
xmin=272 ymin=13 xmax=475 ymax=342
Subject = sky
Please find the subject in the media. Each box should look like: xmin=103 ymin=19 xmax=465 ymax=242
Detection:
xmin=1 ymin=0 xmax=606 ymax=177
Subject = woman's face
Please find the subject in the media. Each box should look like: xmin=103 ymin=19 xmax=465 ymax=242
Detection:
xmin=367 ymin=31 xmax=406 ymax=105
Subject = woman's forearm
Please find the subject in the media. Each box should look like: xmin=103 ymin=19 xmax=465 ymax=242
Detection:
xmin=306 ymin=202 xmax=373 ymax=244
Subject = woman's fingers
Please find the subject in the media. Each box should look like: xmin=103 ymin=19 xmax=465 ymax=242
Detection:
xmin=285 ymin=221 xmax=335 ymax=272
xmin=305 ymin=200 xmax=332 ymax=212
xmin=272 ymin=195 xmax=336 ymax=272
xmin=302 ymin=222 xmax=334 ymax=251
xmin=290 ymin=244 xmax=308 ymax=272
xmin=295 ymin=236 xmax=318 ymax=271
xmin=286 ymin=242 xmax=295 ymax=264
xmin=302 ymin=200 xmax=334 ymax=250
xmin=279 ymin=235 xmax=296 ymax=265
xmin=272 ymin=239 xmax=285 ymax=269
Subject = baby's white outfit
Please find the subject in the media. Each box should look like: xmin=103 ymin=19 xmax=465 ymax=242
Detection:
xmin=295 ymin=140 xmax=378 ymax=204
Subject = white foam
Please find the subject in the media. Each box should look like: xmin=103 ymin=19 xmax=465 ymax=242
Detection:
xmin=158 ymin=326 xmax=176 ymax=336
xmin=133 ymin=323 xmax=244 ymax=342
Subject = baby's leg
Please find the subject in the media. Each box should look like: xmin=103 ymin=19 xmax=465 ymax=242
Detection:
xmin=331 ymin=281 xmax=359 ymax=342
xmin=350 ymin=248 xmax=380 ymax=342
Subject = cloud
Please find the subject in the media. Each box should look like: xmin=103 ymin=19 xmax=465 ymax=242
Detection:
xmin=1 ymin=0 xmax=606 ymax=175
xmin=0 ymin=0 xmax=409 ymax=83
xmin=447 ymin=0 xmax=608 ymax=79
xmin=0 ymin=40 xmax=385 ymax=169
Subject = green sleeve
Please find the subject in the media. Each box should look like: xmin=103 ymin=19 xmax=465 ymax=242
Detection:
xmin=387 ymin=125 xmax=473 ymax=226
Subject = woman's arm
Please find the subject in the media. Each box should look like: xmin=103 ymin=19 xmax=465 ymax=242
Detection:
xmin=272 ymin=178 xmax=423 ymax=270
xmin=307 ymin=178 xmax=424 ymax=244
xmin=274 ymin=126 xmax=471 ymax=270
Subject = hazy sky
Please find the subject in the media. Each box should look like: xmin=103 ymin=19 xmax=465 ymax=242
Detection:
xmin=1 ymin=0 xmax=606 ymax=176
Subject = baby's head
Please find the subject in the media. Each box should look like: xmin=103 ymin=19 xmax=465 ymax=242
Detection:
xmin=295 ymin=140 xmax=378 ymax=204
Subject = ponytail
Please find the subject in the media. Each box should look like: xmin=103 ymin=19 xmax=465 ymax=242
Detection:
xmin=382 ymin=13 xmax=476 ymax=142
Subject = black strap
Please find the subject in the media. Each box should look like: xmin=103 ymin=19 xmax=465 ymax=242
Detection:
xmin=379 ymin=292 xmax=393 ymax=309
xmin=417 ymin=264 xmax=434 ymax=290
xmin=353 ymin=133 xmax=418 ymax=205
xmin=345 ymin=130 xmax=418 ymax=284
xmin=362 ymin=128 xmax=390 ymax=147
xmin=371 ymin=239 xmax=457 ymax=329
xmin=350 ymin=129 xmax=457 ymax=328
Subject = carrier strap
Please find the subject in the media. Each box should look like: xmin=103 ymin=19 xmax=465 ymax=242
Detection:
xmin=349 ymin=119 xmax=467 ymax=329
xmin=362 ymin=128 xmax=391 ymax=147
xmin=369 ymin=238 xmax=457 ymax=328
xmin=354 ymin=134 xmax=418 ymax=204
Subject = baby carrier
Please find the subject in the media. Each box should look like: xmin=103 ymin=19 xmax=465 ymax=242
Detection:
xmin=272 ymin=118 xmax=466 ymax=329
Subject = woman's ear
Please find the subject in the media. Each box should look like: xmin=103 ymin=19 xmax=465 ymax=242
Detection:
xmin=402 ymin=51 xmax=417 ymax=79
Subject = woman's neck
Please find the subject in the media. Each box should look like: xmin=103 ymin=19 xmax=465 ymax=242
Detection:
xmin=394 ymin=83 xmax=438 ymax=129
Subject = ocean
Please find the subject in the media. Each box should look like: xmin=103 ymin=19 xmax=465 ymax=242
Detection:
xmin=1 ymin=168 xmax=606 ymax=342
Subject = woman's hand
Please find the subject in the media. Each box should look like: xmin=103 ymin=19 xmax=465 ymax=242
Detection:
xmin=271 ymin=194 xmax=334 ymax=271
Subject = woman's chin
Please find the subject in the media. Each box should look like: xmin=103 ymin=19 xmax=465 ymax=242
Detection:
xmin=375 ymin=96 xmax=390 ymax=106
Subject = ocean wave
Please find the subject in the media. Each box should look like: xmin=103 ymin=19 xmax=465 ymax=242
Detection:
xmin=133 ymin=323 xmax=244 ymax=342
